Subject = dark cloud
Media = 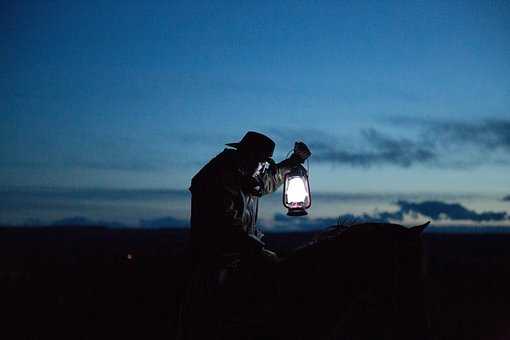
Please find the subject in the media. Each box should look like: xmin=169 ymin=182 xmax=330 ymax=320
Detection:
xmin=271 ymin=127 xmax=438 ymax=168
xmin=314 ymin=129 xmax=437 ymax=168
xmin=427 ymin=119 xmax=510 ymax=153
xmin=270 ymin=118 xmax=510 ymax=169
xmin=391 ymin=117 xmax=510 ymax=166
xmin=503 ymin=195 xmax=510 ymax=202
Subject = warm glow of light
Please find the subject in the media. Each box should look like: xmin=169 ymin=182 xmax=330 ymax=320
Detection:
xmin=287 ymin=177 xmax=309 ymax=204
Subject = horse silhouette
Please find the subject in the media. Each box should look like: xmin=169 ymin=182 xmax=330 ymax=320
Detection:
xmin=274 ymin=221 xmax=430 ymax=340
xmin=178 ymin=221 xmax=429 ymax=340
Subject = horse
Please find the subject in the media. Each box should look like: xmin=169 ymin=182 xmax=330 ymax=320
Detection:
xmin=177 ymin=221 xmax=429 ymax=340
xmin=274 ymin=221 xmax=430 ymax=340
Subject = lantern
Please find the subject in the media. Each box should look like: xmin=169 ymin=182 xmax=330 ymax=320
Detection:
xmin=283 ymin=164 xmax=311 ymax=216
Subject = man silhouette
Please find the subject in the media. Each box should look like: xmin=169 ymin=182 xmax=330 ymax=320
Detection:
xmin=180 ymin=131 xmax=311 ymax=339
xmin=189 ymin=131 xmax=311 ymax=266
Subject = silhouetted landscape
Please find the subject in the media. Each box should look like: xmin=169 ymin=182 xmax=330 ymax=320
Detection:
xmin=1 ymin=225 xmax=510 ymax=339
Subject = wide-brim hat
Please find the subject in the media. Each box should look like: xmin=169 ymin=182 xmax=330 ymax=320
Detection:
xmin=226 ymin=131 xmax=275 ymax=160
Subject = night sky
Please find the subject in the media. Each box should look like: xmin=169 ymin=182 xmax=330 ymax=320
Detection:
xmin=2 ymin=1 xmax=509 ymax=228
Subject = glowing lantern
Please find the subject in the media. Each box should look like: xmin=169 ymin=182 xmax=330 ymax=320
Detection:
xmin=283 ymin=164 xmax=311 ymax=216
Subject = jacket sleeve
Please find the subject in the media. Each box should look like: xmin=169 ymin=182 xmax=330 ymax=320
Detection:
xmin=256 ymin=158 xmax=298 ymax=196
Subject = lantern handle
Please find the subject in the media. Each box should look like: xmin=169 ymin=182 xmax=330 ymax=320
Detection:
xmin=285 ymin=148 xmax=311 ymax=174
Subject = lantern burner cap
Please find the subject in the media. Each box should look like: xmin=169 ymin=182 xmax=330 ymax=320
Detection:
xmin=287 ymin=208 xmax=308 ymax=216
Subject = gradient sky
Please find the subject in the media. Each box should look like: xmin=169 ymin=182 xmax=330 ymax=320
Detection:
xmin=1 ymin=1 xmax=509 ymax=227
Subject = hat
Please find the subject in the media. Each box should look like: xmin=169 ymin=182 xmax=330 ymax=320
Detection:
xmin=226 ymin=131 xmax=275 ymax=159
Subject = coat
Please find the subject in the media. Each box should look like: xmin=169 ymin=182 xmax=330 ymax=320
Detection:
xmin=189 ymin=148 xmax=294 ymax=263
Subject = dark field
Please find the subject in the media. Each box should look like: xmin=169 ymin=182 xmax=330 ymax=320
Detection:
xmin=1 ymin=226 xmax=509 ymax=339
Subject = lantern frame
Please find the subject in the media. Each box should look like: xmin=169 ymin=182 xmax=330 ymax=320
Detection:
xmin=282 ymin=164 xmax=311 ymax=216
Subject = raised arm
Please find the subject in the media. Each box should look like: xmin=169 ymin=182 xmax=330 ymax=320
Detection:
xmin=257 ymin=141 xmax=312 ymax=196
xmin=256 ymin=159 xmax=295 ymax=195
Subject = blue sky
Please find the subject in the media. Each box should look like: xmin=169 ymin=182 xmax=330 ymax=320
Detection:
xmin=1 ymin=1 xmax=509 ymax=228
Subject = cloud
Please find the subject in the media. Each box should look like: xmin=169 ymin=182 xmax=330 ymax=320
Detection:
xmin=10 ymin=116 xmax=501 ymax=172
xmin=270 ymin=118 xmax=510 ymax=169
xmin=394 ymin=200 xmax=508 ymax=222
xmin=351 ymin=200 xmax=508 ymax=223
xmin=314 ymin=129 xmax=437 ymax=168
xmin=268 ymin=199 xmax=509 ymax=231
xmin=426 ymin=119 xmax=510 ymax=153
xmin=390 ymin=117 xmax=510 ymax=166
xmin=271 ymin=127 xmax=438 ymax=168
xmin=503 ymin=195 xmax=510 ymax=202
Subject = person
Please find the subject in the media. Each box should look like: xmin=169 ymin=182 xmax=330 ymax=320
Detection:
xmin=178 ymin=131 xmax=311 ymax=340
xmin=190 ymin=131 xmax=311 ymax=265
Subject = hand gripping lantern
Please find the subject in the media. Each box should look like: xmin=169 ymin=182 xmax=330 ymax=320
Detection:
xmin=283 ymin=163 xmax=311 ymax=216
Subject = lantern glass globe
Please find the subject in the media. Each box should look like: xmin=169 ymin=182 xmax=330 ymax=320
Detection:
xmin=282 ymin=164 xmax=311 ymax=216
xmin=286 ymin=176 xmax=309 ymax=206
